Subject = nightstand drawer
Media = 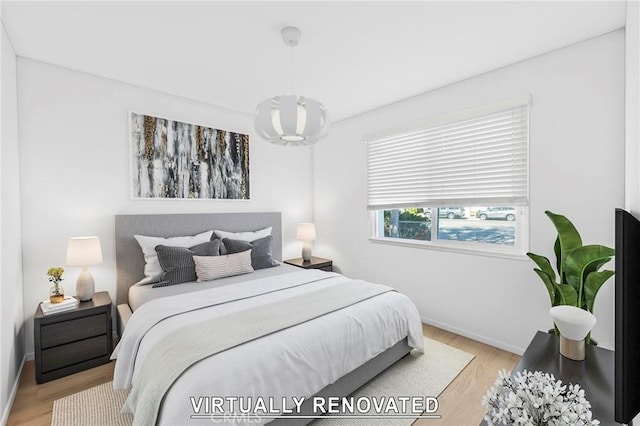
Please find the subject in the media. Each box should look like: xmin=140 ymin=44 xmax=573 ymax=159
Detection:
xmin=40 ymin=313 xmax=107 ymax=349
xmin=41 ymin=335 xmax=109 ymax=372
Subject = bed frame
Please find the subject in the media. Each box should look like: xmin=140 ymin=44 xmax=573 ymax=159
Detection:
xmin=114 ymin=212 xmax=411 ymax=426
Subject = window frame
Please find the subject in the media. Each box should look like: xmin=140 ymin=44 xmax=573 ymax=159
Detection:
xmin=370 ymin=207 xmax=529 ymax=259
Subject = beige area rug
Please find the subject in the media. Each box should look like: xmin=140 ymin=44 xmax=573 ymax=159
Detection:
xmin=52 ymin=337 xmax=473 ymax=426
xmin=52 ymin=382 xmax=132 ymax=426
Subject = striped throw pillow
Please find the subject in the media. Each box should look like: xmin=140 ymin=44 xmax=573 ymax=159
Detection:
xmin=193 ymin=250 xmax=254 ymax=282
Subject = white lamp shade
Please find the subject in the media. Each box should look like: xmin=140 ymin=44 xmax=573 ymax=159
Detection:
xmin=296 ymin=223 xmax=316 ymax=241
xmin=254 ymin=95 xmax=329 ymax=146
xmin=66 ymin=236 xmax=103 ymax=267
xmin=550 ymin=305 xmax=597 ymax=341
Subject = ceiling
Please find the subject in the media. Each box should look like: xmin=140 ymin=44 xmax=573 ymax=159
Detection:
xmin=1 ymin=1 xmax=627 ymax=122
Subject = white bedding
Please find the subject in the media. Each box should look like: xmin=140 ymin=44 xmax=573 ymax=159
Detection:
xmin=113 ymin=269 xmax=424 ymax=425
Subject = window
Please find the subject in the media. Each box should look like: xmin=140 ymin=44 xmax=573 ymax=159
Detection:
xmin=382 ymin=208 xmax=431 ymax=241
xmin=367 ymin=96 xmax=530 ymax=256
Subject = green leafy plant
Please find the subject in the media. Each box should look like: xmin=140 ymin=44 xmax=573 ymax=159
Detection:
xmin=527 ymin=211 xmax=614 ymax=338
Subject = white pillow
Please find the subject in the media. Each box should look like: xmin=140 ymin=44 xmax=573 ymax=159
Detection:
xmin=134 ymin=230 xmax=214 ymax=285
xmin=214 ymin=227 xmax=272 ymax=242
xmin=194 ymin=250 xmax=254 ymax=282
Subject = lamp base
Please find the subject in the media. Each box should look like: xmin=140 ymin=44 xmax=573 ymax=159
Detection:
xmin=559 ymin=335 xmax=585 ymax=361
xmin=76 ymin=268 xmax=95 ymax=302
xmin=302 ymin=242 xmax=312 ymax=262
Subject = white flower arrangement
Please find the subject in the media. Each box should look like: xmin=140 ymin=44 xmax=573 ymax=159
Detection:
xmin=482 ymin=369 xmax=600 ymax=426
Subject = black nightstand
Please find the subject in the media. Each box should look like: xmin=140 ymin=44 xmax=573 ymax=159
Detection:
xmin=479 ymin=331 xmax=614 ymax=425
xmin=284 ymin=257 xmax=333 ymax=272
xmin=34 ymin=291 xmax=113 ymax=384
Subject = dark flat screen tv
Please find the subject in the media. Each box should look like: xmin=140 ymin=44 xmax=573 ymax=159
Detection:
xmin=615 ymin=208 xmax=640 ymax=424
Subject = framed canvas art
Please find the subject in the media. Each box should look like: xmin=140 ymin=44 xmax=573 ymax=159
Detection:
xmin=130 ymin=112 xmax=250 ymax=199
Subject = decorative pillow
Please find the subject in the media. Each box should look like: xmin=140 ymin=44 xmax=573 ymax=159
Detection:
xmin=222 ymin=236 xmax=279 ymax=270
xmin=153 ymin=240 xmax=221 ymax=288
xmin=134 ymin=230 xmax=213 ymax=285
xmin=194 ymin=250 xmax=254 ymax=282
xmin=214 ymin=227 xmax=272 ymax=242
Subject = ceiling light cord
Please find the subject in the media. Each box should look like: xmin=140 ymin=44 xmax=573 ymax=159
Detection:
xmin=290 ymin=45 xmax=296 ymax=96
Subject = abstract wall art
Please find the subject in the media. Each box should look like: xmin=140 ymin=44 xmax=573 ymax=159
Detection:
xmin=130 ymin=112 xmax=250 ymax=200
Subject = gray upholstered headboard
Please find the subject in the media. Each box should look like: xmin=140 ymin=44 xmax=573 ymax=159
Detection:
xmin=114 ymin=212 xmax=282 ymax=305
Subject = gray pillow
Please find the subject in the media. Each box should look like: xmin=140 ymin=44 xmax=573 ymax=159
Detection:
xmin=154 ymin=240 xmax=221 ymax=287
xmin=222 ymin=236 xmax=279 ymax=270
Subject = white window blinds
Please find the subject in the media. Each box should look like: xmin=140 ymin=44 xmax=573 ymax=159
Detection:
xmin=366 ymin=96 xmax=529 ymax=210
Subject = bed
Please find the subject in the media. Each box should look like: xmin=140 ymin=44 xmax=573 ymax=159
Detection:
xmin=111 ymin=212 xmax=424 ymax=425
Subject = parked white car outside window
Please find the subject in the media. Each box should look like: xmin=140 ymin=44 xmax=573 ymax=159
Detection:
xmin=477 ymin=207 xmax=517 ymax=221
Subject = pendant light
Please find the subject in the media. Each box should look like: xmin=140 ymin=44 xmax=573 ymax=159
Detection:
xmin=254 ymin=26 xmax=329 ymax=146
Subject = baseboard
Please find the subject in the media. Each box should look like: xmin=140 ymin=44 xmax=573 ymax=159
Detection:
xmin=25 ymin=351 xmax=34 ymax=361
xmin=1 ymin=354 xmax=26 ymax=426
xmin=422 ymin=316 xmax=525 ymax=356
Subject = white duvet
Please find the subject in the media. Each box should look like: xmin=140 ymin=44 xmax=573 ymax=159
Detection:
xmin=112 ymin=269 xmax=424 ymax=425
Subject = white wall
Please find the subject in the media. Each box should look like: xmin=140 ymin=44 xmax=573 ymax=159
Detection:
xmin=17 ymin=58 xmax=314 ymax=355
xmin=627 ymin=1 xmax=640 ymax=215
xmin=1 ymin=20 xmax=25 ymax=425
xmin=313 ymin=31 xmax=625 ymax=353
xmin=626 ymin=8 xmax=640 ymax=423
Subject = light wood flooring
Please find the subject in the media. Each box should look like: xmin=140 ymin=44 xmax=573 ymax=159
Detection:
xmin=6 ymin=324 xmax=519 ymax=426
xmin=417 ymin=324 xmax=520 ymax=425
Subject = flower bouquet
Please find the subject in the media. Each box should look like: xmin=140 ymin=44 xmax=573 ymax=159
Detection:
xmin=482 ymin=369 xmax=599 ymax=426
xmin=47 ymin=266 xmax=65 ymax=303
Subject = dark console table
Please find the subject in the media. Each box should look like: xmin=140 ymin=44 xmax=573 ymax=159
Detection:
xmin=482 ymin=331 xmax=616 ymax=425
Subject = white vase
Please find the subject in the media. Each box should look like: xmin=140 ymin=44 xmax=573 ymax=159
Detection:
xmin=550 ymin=305 xmax=596 ymax=361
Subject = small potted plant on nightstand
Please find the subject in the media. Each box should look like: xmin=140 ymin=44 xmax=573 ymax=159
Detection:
xmin=47 ymin=266 xmax=65 ymax=303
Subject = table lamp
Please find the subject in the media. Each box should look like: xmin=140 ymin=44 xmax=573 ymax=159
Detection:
xmin=296 ymin=223 xmax=316 ymax=262
xmin=66 ymin=236 xmax=103 ymax=301
xmin=550 ymin=305 xmax=597 ymax=361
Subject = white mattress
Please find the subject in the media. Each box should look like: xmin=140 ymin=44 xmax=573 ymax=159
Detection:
xmin=114 ymin=269 xmax=424 ymax=425
xmin=127 ymin=263 xmax=300 ymax=311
